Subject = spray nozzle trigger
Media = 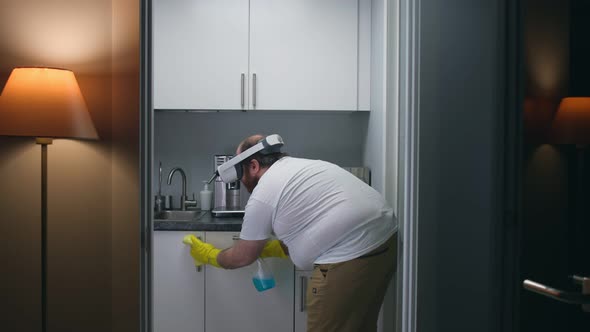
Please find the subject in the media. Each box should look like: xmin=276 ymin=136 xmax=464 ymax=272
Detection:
xmin=206 ymin=171 xmax=217 ymax=185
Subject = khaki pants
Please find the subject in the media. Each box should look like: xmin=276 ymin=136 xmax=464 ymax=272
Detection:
xmin=306 ymin=233 xmax=397 ymax=332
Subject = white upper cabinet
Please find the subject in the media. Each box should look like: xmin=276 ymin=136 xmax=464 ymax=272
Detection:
xmin=153 ymin=0 xmax=249 ymax=110
xmin=153 ymin=0 xmax=368 ymax=111
xmin=249 ymin=0 xmax=358 ymax=111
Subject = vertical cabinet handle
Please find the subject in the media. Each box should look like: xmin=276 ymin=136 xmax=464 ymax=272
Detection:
xmin=240 ymin=73 xmax=245 ymax=109
xmin=252 ymin=73 xmax=257 ymax=108
xmin=195 ymin=235 xmax=203 ymax=272
xmin=300 ymin=276 xmax=308 ymax=312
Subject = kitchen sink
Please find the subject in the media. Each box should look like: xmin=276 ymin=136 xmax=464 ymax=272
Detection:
xmin=154 ymin=210 xmax=204 ymax=221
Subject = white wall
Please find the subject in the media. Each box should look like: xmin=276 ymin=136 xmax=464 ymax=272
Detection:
xmin=111 ymin=0 xmax=140 ymax=331
xmin=364 ymin=0 xmax=386 ymax=195
xmin=365 ymin=0 xmax=399 ymax=330
xmin=0 ymin=1 xmax=142 ymax=331
xmin=0 ymin=1 xmax=114 ymax=330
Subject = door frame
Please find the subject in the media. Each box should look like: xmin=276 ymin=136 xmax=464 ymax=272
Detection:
xmin=394 ymin=0 xmax=523 ymax=331
xmin=140 ymin=0 xmax=153 ymax=331
xmin=498 ymin=0 xmax=524 ymax=331
xmin=145 ymin=0 xmax=447 ymax=331
xmin=396 ymin=0 xmax=420 ymax=331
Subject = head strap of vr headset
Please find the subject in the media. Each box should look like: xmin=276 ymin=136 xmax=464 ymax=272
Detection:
xmin=216 ymin=134 xmax=284 ymax=183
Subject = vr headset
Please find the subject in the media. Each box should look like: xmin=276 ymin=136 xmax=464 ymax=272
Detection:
xmin=215 ymin=134 xmax=284 ymax=183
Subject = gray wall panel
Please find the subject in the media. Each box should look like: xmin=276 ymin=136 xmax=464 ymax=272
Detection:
xmin=417 ymin=0 xmax=504 ymax=331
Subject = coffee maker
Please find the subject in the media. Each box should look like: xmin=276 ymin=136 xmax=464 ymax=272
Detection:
xmin=212 ymin=155 xmax=247 ymax=217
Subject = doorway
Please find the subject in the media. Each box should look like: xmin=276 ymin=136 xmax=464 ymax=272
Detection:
xmin=517 ymin=0 xmax=590 ymax=330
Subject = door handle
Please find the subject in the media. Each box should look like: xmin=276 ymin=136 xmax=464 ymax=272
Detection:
xmin=252 ymin=73 xmax=257 ymax=108
xmin=241 ymin=73 xmax=245 ymax=109
xmin=195 ymin=235 xmax=203 ymax=272
xmin=300 ymin=276 xmax=308 ymax=312
xmin=572 ymin=275 xmax=586 ymax=286
xmin=523 ymin=277 xmax=590 ymax=312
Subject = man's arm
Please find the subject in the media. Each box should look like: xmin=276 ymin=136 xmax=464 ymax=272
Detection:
xmin=217 ymin=239 xmax=267 ymax=269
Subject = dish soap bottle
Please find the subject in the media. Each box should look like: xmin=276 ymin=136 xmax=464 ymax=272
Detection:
xmin=200 ymin=181 xmax=212 ymax=211
xmin=252 ymin=258 xmax=276 ymax=292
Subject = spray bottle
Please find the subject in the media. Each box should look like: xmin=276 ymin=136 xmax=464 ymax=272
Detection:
xmin=252 ymin=258 xmax=276 ymax=292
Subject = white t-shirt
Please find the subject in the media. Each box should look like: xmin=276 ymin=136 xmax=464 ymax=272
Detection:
xmin=240 ymin=157 xmax=398 ymax=270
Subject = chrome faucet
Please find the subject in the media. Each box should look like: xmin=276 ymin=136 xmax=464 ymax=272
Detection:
xmin=167 ymin=167 xmax=197 ymax=210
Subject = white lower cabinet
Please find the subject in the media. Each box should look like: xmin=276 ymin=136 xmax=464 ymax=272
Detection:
xmin=294 ymin=270 xmax=312 ymax=332
xmin=153 ymin=231 xmax=294 ymax=332
xmin=153 ymin=231 xmax=205 ymax=332
xmin=205 ymin=232 xmax=294 ymax=331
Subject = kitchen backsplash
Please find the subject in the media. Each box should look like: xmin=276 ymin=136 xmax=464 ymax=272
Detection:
xmin=154 ymin=111 xmax=370 ymax=204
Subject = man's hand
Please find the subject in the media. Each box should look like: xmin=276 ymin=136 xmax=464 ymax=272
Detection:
xmin=260 ymin=239 xmax=289 ymax=259
xmin=182 ymin=234 xmax=222 ymax=268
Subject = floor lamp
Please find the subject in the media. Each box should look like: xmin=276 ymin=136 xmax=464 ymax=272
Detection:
xmin=0 ymin=67 xmax=98 ymax=331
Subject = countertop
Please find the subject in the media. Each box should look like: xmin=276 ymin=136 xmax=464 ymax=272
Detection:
xmin=154 ymin=210 xmax=243 ymax=232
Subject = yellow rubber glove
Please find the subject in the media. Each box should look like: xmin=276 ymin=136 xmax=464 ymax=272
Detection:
xmin=260 ymin=239 xmax=288 ymax=259
xmin=182 ymin=234 xmax=222 ymax=268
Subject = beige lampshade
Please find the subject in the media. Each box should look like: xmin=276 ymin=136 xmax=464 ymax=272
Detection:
xmin=551 ymin=97 xmax=590 ymax=144
xmin=0 ymin=67 xmax=98 ymax=139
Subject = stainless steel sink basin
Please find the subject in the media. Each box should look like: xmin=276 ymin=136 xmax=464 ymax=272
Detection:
xmin=154 ymin=210 xmax=203 ymax=221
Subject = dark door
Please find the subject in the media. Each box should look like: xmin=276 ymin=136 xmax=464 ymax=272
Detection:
xmin=520 ymin=145 xmax=590 ymax=331
xmin=519 ymin=0 xmax=590 ymax=330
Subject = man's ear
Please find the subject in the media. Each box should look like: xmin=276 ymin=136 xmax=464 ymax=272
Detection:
xmin=249 ymin=159 xmax=261 ymax=173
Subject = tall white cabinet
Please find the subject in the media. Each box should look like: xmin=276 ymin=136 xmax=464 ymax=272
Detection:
xmin=153 ymin=0 xmax=365 ymax=111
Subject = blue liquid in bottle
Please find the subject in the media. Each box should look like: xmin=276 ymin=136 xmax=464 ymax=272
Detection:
xmin=252 ymin=258 xmax=276 ymax=292
xmin=252 ymin=277 xmax=276 ymax=292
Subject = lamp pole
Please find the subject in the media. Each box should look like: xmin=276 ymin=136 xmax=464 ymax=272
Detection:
xmin=36 ymin=137 xmax=52 ymax=332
